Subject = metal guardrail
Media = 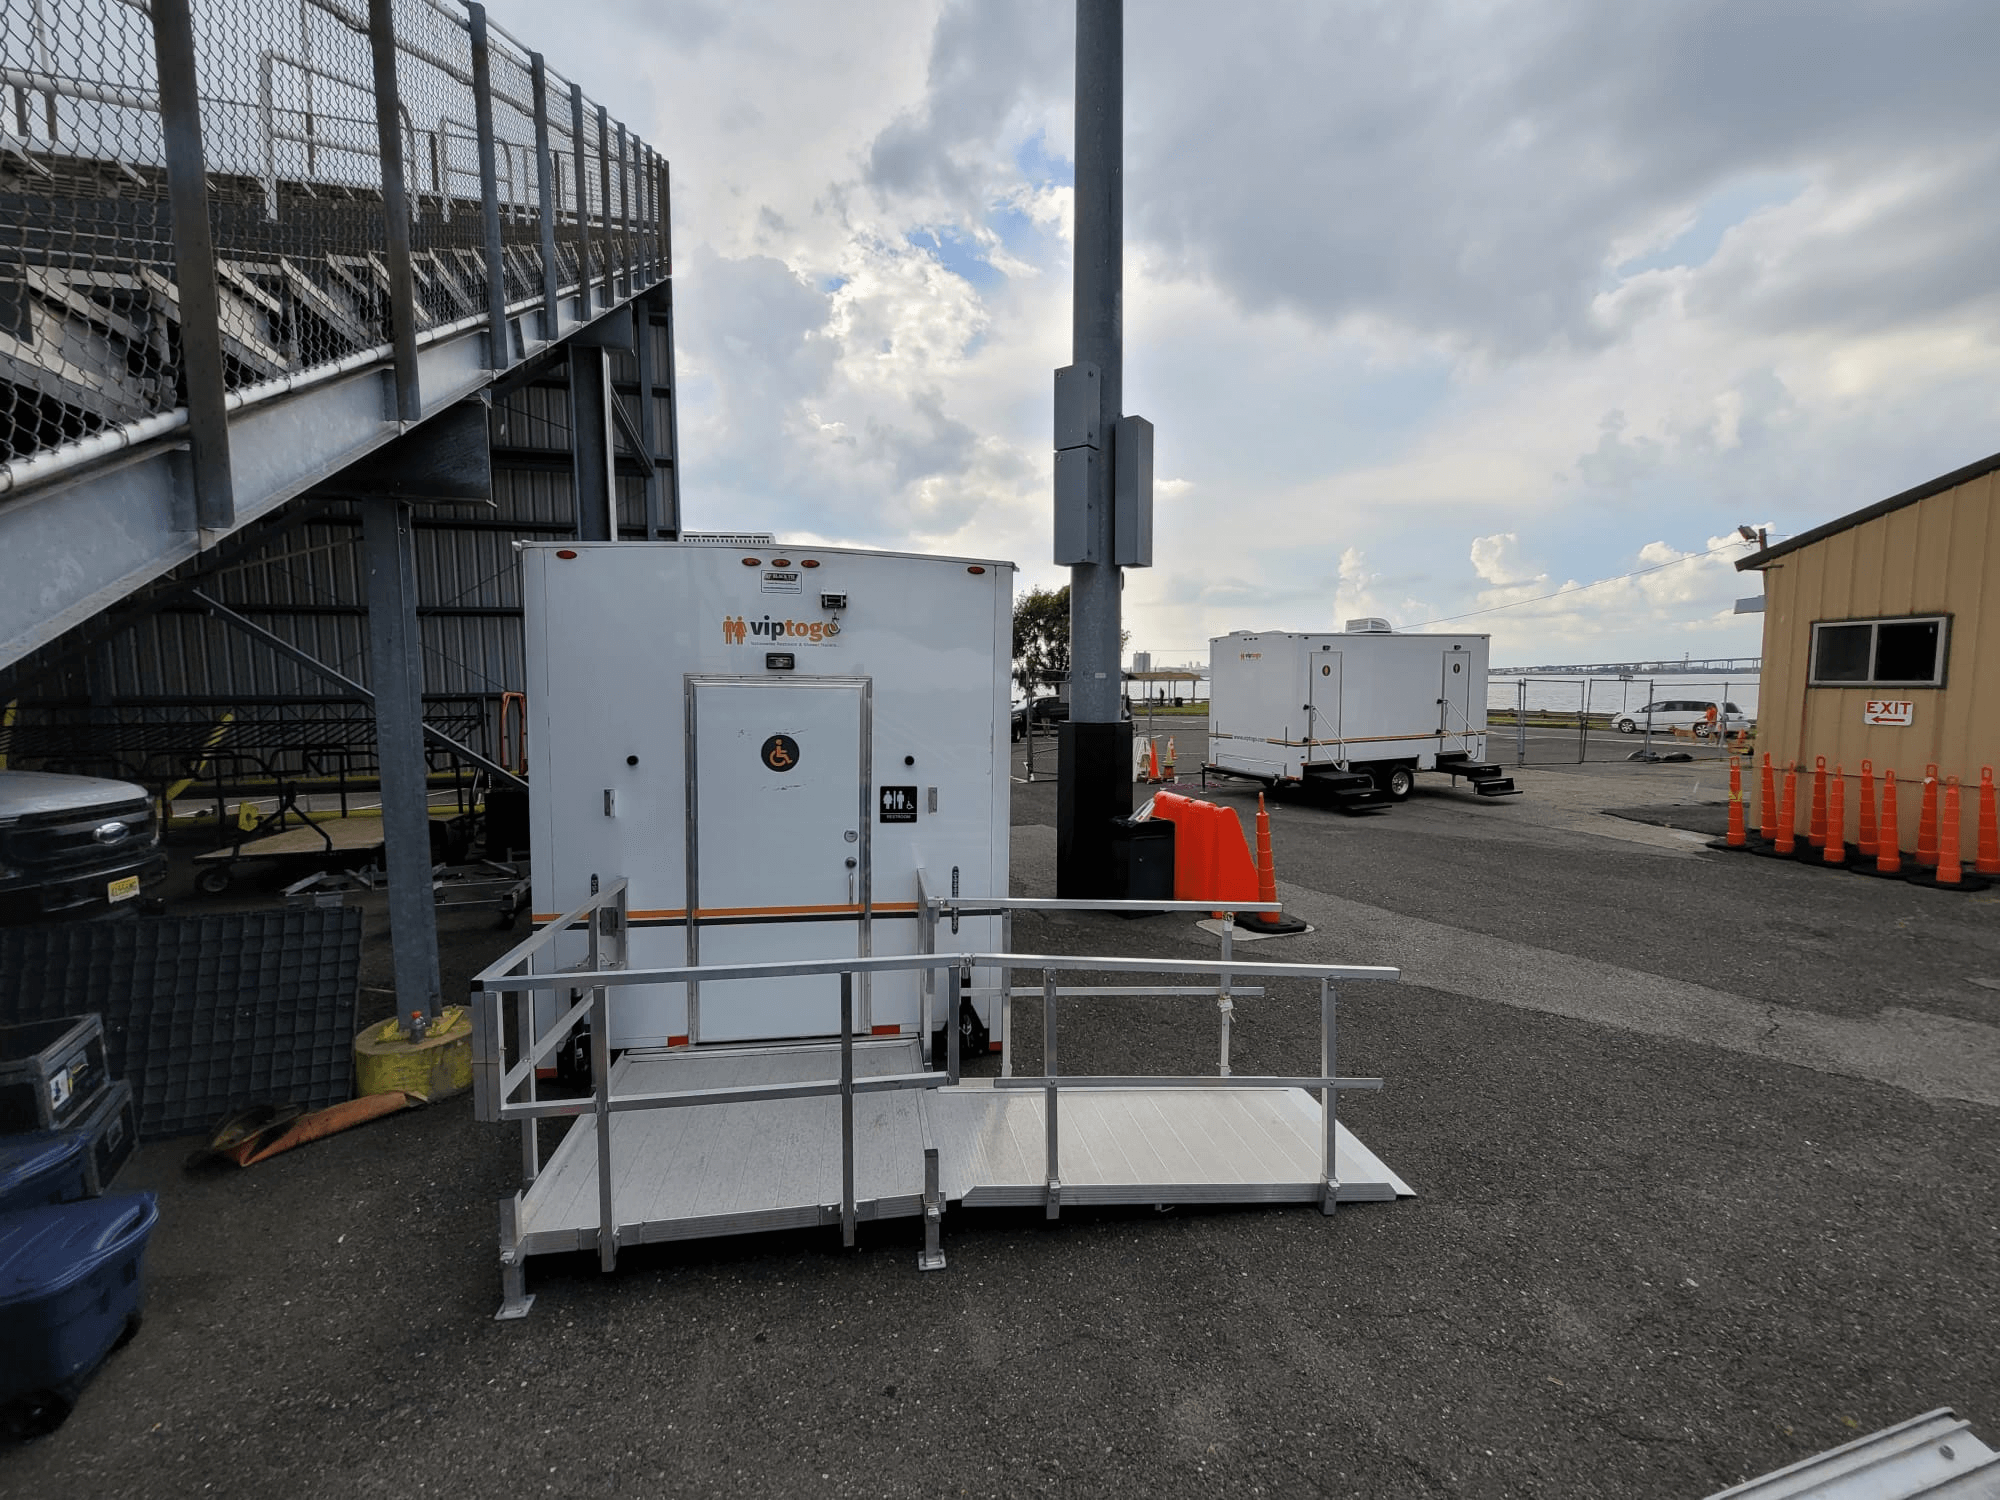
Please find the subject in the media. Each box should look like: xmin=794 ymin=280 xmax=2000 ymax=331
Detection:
xmin=1 ymin=0 xmax=663 ymax=508
xmin=470 ymin=879 xmax=1399 ymax=1284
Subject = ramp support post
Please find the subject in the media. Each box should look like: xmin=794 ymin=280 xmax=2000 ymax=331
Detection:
xmin=496 ymin=1193 xmax=534 ymax=1320
xmin=1320 ymin=979 xmax=1340 ymax=1215
xmin=918 ymin=1145 xmax=947 ymax=1272
xmin=840 ymin=972 xmax=856 ymax=1248
xmin=1217 ymin=919 xmax=1234 ymax=1076
xmin=1043 ymin=973 xmax=1061 ymax=1218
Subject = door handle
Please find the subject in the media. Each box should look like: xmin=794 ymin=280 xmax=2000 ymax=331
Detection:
xmin=846 ymin=855 xmax=858 ymax=904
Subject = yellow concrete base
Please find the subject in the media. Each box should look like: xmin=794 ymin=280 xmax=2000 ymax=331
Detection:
xmin=354 ymin=1006 xmax=472 ymax=1100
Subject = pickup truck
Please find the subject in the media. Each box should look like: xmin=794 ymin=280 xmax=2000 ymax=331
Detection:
xmin=0 ymin=771 xmax=168 ymax=924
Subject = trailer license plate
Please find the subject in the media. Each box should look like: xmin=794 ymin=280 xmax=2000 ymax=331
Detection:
xmin=107 ymin=875 xmax=141 ymax=903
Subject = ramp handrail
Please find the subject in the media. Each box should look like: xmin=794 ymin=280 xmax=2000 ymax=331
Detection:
xmin=914 ymin=879 xmax=1280 ymax=1078
xmin=472 ymin=880 xmax=1398 ymax=1280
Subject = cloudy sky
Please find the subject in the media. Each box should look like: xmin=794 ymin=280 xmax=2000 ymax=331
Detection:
xmin=493 ymin=0 xmax=2000 ymax=667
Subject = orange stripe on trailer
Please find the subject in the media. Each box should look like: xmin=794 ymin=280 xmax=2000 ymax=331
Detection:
xmin=870 ymin=1024 xmax=903 ymax=1036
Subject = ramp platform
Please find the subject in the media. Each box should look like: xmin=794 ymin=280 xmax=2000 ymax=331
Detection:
xmin=514 ymin=1039 xmax=1412 ymax=1261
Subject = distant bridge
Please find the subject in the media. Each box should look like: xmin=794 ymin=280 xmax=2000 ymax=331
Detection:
xmin=1490 ymin=657 xmax=1761 ymax=677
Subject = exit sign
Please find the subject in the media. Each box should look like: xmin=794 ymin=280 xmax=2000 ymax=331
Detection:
xmin=1863 ymin=699 xmax=1914 ymax=726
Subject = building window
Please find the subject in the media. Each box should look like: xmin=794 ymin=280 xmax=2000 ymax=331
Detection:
xmin=1808 ymin=615 xmax=1949 ymax=688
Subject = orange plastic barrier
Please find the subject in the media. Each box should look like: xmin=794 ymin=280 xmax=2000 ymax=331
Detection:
xmin=1149 ymin=792 xmax=1260 ymax=913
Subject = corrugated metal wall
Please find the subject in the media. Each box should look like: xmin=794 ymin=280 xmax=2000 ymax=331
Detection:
xmin=1755 ymin=467 xmax=1998 ymax=853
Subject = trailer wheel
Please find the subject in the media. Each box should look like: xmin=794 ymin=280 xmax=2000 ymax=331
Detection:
xmin=1376 ymin=766 xmax=1415 ymax=802
xmin=195 ymin=866 xmax=233 ymax=896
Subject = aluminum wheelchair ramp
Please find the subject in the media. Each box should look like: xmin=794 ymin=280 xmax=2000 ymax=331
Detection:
xmin=475 ymin=883 xmax=1411 ymax=1320
xmin=514 ymin=1041 xmax=1413 ymax=1260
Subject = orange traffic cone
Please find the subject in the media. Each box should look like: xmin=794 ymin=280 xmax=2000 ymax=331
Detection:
xmin=1977 ymin=768 xmax=2000 ymax=877
xmin=1164 ymin=737 xmax=1177 ymax=777
xmin=1857 ymin=760 xmax=1878 ymax=859
xmin=1775 ymin=765 xmax=1798 ymax=856
xmin=1724 ymin=757 xmax=1747 ymax=848
xmin=1874 ymin=771 xmax=1902 ymax=875
xmin=1934 ymin=778 xmax=1964 ymax=886
xmin=1758 ymin=754 xmax=1777 ymax=842
xmin=1822 ymin=766 xmax=1846 ymax=865
xmin=1808 ymin=757 xmax=1828 ymax=848
xmin=1147 ymin=738 xmax=1162 ymax=783
xmin=1248 ymin=794 xmax=1309 ymax=933
xmin=1916 ymin=765 xmax=1940 ymax=868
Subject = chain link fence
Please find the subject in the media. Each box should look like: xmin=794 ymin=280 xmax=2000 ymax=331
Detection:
xmin=1 ymin=0 xmax=661 ymax=473
xmin=1488 ymin=676 xmax=1760 ymax=766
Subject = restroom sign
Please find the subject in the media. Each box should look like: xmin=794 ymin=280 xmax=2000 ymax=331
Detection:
xmin=1863 ymin=699 xmax=1914 ymax=726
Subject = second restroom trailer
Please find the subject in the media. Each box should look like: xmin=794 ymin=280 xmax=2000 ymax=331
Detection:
xmin=1208 ymin=620 xmax=1517 ymax=800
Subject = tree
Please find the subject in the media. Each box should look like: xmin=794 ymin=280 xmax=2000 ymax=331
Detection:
xmin=1011 ymin=585 xmax=1133 ymax=699
xmin=1012 ymin=585 xmax=1070 ymax=697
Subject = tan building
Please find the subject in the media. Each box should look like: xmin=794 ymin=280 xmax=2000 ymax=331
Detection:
xmin=1739 ymin=450 xmax=2000 ymax=855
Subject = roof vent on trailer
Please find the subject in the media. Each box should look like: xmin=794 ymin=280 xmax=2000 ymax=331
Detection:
xmin=1344 ymin=617 xmax=1394 ymax=634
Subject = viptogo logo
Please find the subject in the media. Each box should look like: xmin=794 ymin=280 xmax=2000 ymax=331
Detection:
xmin=723 ymin=614 xmax=840 ymax=646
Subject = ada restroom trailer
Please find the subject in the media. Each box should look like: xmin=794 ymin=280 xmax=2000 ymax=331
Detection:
xmin=522 ymin=540 xmax=1013 ymax=1049
xmin=1208 ymin=620 xmax=1518 ymax=801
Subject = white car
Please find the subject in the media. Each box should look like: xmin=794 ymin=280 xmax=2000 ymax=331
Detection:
xmin=1612 ymin=699 xmax=1751 ymax=737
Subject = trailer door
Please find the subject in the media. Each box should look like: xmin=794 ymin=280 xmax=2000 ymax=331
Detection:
xmin=688 ymin=677 xmax=871 ymax=1042
xmin=1307 ymin=647 xmax=1341 ymax=762
xmin=1441 ymin=649 xmax=1474 ymax=756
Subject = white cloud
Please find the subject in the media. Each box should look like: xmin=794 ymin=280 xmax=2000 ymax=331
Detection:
xmin=488 ymin=0 xmax=2000 ymax=668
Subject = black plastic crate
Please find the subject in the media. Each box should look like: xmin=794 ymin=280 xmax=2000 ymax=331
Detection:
xmin=0 ymin=1016 xmax=108 ymax=1134
xmin=66 ymin=1079 xmax=136 ymax=1195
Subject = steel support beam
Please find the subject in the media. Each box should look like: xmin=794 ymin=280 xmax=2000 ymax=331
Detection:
xmin=596 ymin=103 xmax=614 ymax=310
xmin=568 ymin=348 xmax=615 ymax=540
xmin=149 ymin=0 xmax=233 ymax=533
xmin=468 ymin=3 xmax=510 ymax=371
xmin=531 ymin=55 xmax=560 ymax=336
xmin=569 ymin=84 xmax=593 ymax=318
xmin=1057 ymin=0 xmax=1132 ymax=897
xmin=635 ymin=287 xmax=664 ymax=535
xmin=361 ymin=498 xmax=443 ymax=1025
xmin=368 ymin=0 xmax=422 ymax=422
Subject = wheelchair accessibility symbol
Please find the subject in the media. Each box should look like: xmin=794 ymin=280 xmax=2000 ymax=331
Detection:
xmin=760 ymin=733 xmax=801 ymax=772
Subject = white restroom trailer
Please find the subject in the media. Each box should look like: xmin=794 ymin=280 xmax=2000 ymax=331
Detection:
xmin=521 ymin=539 xmax=1013 ymax=1048
xmin=1208 ymin=621 xmax=1517 ymax=800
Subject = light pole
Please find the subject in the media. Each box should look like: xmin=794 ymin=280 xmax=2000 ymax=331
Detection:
xmin=1054 ymin=0 xmax=1152 ymax=896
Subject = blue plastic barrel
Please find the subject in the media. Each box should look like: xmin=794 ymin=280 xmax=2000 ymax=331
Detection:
xmin=0 ymin=1191 xmax=158 ymax=1437
xmin=0 ymin=1133 xmax=89 ymax=1214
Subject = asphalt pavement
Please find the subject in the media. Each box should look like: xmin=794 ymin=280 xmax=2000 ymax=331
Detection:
xmin=4 ymin=734 xmax=1996 ymax=1498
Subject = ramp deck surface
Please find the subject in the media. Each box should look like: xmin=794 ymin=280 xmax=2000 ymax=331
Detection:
xmin=515 ymin=1040 xmax=1412 ymax=1255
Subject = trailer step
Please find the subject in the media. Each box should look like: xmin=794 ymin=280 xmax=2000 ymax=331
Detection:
xmin=1438 ymin=757 xmax=1521 ymax=797
xmin=1302 ymin=769 xmax=1392 ymax=812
